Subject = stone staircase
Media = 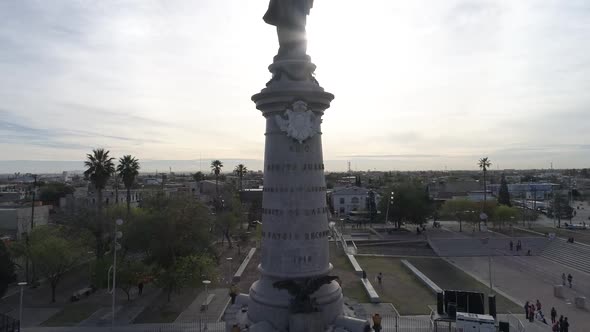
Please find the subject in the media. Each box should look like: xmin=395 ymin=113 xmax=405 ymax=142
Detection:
xmin=541 ymin=240 xmax=590 ymax=274
xmin=429 ymin=237 xmax=550 ymax=257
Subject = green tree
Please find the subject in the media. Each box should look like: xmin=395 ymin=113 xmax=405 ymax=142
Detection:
xmin=550 ymin=192 xmax=573 ymax=227
xmin=248 ymin=197 xmax=262 ymax=222
xmin=234 ymin=164 xmax=248 ymax=191
xmin=29 ymin=225 xmax=85 ymax=302
xmin=380 ymin=184 xmax=433 ymax=228
xmin=193 ymin=171 xmax=205 ymax=182
xmin=39 ymin=182 xmax=75 ymax=206
xmin=84 ymin=148 xmax=115 ymax=258
xmin=0 ymin=241 xmax=16 ymax=297
xmin=155 ymin=254 xmax=216 ymax=302
xmin=117 ymin=260 xmax=148 ymax=301
xmin=492 ymin=205 xmax=520 ymax=229
xmin=497 ymin=174 xmax=511 ymax=206
xmin=130 ymin=195 xmax=217 ymax=298
xmin=117 ymin=155 xmax=140 ymax=215
xmin=440 ymin=199 xmax=480 ymax=232
xmin=210 ymin=160 xmax=224 ymax=195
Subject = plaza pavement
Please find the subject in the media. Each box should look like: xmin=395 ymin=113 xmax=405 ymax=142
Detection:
xmin=449 ymin=254 xmax=589 ymax=331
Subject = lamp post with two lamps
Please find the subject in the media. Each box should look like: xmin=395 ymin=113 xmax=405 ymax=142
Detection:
xmin=109 ymin=218 xmax=124 ymax=328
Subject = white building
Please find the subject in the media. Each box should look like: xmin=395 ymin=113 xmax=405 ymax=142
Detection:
xmin=0 ymin=204 xmax=50 ymax=240
xmin=331 ymin=186 xmax=381 ymax=217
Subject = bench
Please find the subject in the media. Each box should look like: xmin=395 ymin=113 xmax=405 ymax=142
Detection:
xmin=401 ymin=259 xmax=443 ymax=294
xmin=360 ymin=278 xmax=380 ymax=303
xmin=346 ymin=254 xmax=364 ymax=277
xmin=70 ymin=287 xmax=93 ymax=302
xmin=200 ymin=294 xmax=216 ymax=311
xmin=233 ymin=248 xmax=257 ymax=283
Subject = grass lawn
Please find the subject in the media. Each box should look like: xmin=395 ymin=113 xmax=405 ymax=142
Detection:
xmin=42 ymin=302 xmax=101 ymax=326
xmin=355 ymin=256 xmax=435 ymax=315
xmin=133 ymin=288 xmax=201 ymax=323
xmin=329 ymin=243 xmax=369 ymax=303
xmin=408 ymin=258 xmax=521 ymax=314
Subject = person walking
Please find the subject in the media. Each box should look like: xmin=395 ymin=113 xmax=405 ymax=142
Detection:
xmin=509 ymin=240 xmax=513 ymax=251
xmin=567 ymin=274 xmax=573 ymax=288
xmin=562 ymin=317 xmax=569 ymax=332
xmin=559 ymin=315 xmax=564 ymax=330
xmin=376 ymin=272 xmax=383 ymax=285
xmin=524 ymin=301 xmax=530 ymax=320
xmin=138 ymin=281 xmax=144 ymax=295
xmin=562 ymin=273 xmax=566 ymax=286
xmin=528 ymin=304 xmax=535 ymax=323
xmin=372 ymin=313 xmax=382 ymax=332
xmin=536 ymin=299 xmax=542 ymax=311
xmin=229 ymin=284 xmax=239 ymax=305
xmin=550 ymin=307 xmax=557 ymax=324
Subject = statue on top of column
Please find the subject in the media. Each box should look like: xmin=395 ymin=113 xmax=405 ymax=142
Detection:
xmin=263 ymin=0 xmax=314 ymax=59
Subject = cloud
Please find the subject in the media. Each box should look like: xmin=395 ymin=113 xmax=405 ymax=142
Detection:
xmin=0 ymin=108 xmax=164 ymax=150
xmin=343 ymin=154 xmax=440 ymax=159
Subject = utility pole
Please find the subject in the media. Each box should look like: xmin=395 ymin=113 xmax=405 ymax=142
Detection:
xmin=25 ymin=174 xmax=37 ymax=283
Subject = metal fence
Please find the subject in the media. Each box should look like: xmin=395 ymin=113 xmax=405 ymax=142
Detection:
xmin=0 ymin=313 xmax=19 ymax=332
xmin=379 ymin=316 xmax=434 ymax=332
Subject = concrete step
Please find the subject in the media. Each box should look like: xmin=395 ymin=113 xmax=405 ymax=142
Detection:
xmin=541 ymin=241 xmax=590 ymax=274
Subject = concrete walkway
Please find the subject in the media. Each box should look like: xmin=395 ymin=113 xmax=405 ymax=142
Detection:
xmin=174 ymin=288 xmax=229 ymax=323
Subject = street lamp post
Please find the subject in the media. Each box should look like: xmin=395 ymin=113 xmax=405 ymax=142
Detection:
xmin=226 ymin=257 xmax=233 ymax=285
xmin=384 ymin=191 xmax=394 ymax=224
xmin=481 ymin=238 xmax=493 ymax=293
xmin=111 ymin=218 xmax=124 ymax=328
xmin=202 ymin=280 xmax=211 ymax=331
xmin=18 ymin=282 xmax=27 ymax=326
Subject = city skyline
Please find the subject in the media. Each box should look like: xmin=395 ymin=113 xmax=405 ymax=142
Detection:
xmin=2 ymin=1 xmax=590 ymax=171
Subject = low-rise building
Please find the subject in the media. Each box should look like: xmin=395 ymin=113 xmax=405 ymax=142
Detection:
xmin=331 ymin=186 xmax=381 ymax=217
xmin=0 ymin=203 xmax=50 ymax=240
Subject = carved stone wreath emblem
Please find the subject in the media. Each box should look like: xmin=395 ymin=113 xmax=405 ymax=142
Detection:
xmin=275 ymin=101 xmax=321 ymax=144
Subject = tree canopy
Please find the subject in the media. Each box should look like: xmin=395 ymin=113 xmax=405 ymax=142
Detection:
xmin=380 ymin=183 xmax=433 ymax=228
xmin=497 ymin=174 xmax=511 ymax=206
xmin=84 ymin=148 xmax=115 ymax=192
xmin=0 ymin=241 xmax=15 ymax=297
xmin=29 ymin=225 xmax=86 ymax=302
xmin=39 ymin=182 xmax=75 ymax=206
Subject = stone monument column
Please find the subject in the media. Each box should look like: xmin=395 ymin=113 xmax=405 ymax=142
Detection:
xmin=246 ymin=1 xmax=344 ymax=331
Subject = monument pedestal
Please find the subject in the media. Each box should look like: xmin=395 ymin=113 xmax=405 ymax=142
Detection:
xmin=289 ymin=313 xmax=324 ymax=332
xmin=244 ymin=56 xmax=344 ymax=331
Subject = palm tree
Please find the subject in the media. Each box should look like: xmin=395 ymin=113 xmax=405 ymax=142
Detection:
xmin=84 ymin=148 xmax=116 ymax=212
xmin=234 ymin=164 xmax=248 ymax=191
xmin=84 ymin=148 xmax=115 ymax=259
xmin=210 ymin=160 xmax=224 ymax=195
xmin=117 ymin=155 xmax=140 ymax=215
xmin=478 ymin=157 xmax=492 ymax=227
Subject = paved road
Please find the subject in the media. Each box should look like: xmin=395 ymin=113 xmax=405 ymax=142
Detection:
xmin=174 ymin=288 xmax=229 ymax=323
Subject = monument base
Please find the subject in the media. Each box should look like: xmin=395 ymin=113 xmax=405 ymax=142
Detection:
xmin=225 ymin=295 xmax=370 ymax=332
xmin=246 ymin=277 xmax=344 ymax=331
xmin=289 ymin=312 xmax=323 ymax=332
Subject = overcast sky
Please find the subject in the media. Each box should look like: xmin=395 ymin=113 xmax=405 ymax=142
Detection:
xmin=1 ymin=0 xmax=589 ymax=172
